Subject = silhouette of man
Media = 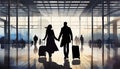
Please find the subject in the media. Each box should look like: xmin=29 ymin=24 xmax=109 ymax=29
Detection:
xmin=80 ymin=35 xmax=84 ymax=52
xmin=80 ymin=35 xmax=84 ymax=46
xmin=58 ymin=22 xmax=73 ymax=59
xmin=33 ymin=35 xmax=38 ymax=45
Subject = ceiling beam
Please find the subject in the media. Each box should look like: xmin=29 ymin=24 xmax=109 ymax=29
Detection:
xmin=80 ymin=0 xmax=101 ymax=16
xmin=72 ymin=0 xmax=81 ymax=16
xmin=0 ymin=17 xmax=6 ymax=22
xmin=67 ymin=0 xmax=71 ymax=16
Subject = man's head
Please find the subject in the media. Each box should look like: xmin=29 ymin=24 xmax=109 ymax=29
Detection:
xmin=64 ymin=22 xmax=67 ymax=26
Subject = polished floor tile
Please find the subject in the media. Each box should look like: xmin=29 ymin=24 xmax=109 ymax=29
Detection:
xmin=0 ymin=43 xmax=120 ymax=69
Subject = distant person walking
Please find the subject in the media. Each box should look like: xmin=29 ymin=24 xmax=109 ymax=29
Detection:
xmin=80 ymin=35 xmax=84 ymax=51
xmin=74 ymin=36 xmax=80 ymax=45
xmin=80 ymin=35 xmax=84 ymax=46
xmin=43 ymin=24 xmax=58 ymax=58
xmin=33 ymin=35 xmax=38 ymax=46
xmin=58 ymin=22 xmax=73 ymax=59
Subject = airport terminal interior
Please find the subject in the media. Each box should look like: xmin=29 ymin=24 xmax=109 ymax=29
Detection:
xmin=0 ymin=0 xmax=120 ymax=69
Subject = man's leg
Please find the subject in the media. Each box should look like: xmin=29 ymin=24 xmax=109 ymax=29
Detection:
xmin=64 ymin=44 xmax=67 ymax=59
xmin=66 ymin=43 xmax=69 ymax=58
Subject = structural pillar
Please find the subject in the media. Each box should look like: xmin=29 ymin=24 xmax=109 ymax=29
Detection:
xmin=102 ymin=0 xmax=105 ymax=66
xmin=113 ymin=21 xmax=118 ymax=57
xmin=4 ymin=20 xmax=7 ymax=43
xmin=27 ymin=3 xmax=30 ymax=69
xmin=16 ymin=0 xmax=19 ymax=67
xmin=107 ymin=0 xmax=110 ymax=60
xmin=91 ymin=7 xmax=94 ymax=69
xmin=79 ymin=16 xmax=81 ymax=36
xmin=8 ymin=0 xmax=10 ymax=44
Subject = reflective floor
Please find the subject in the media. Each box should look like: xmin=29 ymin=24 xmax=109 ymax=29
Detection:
xmin=0 ymin=43 xmax=120 ymax=69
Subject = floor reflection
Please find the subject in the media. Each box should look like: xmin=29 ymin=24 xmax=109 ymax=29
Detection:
xmin=72 ymin=59 xmax=80 ymax=65
xmin=38 ymin=57 xmax=72 ymax=69
xmin=0 ymin=43 xmax=120 ymax=69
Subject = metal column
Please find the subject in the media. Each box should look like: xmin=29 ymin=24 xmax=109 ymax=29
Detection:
xmin=107 ymin=0 xmax=110 ymax=60
xmin=107 ymin=0 xmax=110 ymax=40
xmin=102 ymin=0 xmax=105 ymax=66
xmin=91 ymin=7 xmax=94 ymax=69
xmin=40 ymin=16 xmax=42 ymax=39
xmin=16 ymin=0 xmax=19 ymax=67
xmin=113 ymin=21 xmax=118 ymax=57
xmin=27 ymin=5 xmax=30 ymax=55
xmin=79 ymin=16 xmax=81 ymax=36
xmin=16 ymin=0 xmax=18 ymax=43
xmin=5 ymin=0 xmax=11 ymax=68
xmin=4 ymin=20 xmax=7 ymax=43
xmin=27 ymin=3 xmax=30 ymax=69
xmin=8 ymin=0 xmax=10 ymax=44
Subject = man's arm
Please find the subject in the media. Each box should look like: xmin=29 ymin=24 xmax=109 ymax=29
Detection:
xmin=58 ymin=28 xmax=63 ymax=41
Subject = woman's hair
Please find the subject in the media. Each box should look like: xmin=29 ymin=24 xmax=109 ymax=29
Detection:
xmin=47 ymin=24 xmax=52 ymax=31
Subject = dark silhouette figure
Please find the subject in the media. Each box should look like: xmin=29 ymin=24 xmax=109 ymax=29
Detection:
xmin=97 ymin=39 xmax=102 ymax=48
xmin=43 ymin=24 xmax=58 ymax=57
xmin=107 ymin=37 xmax=111 ymax=44
xmin=33 ymin=45 xmax=38 ymax=54
xmin=63 ymin=60 xmax=72 ymax=69
xmin=88 ymin=40 xmax=92 ymax=48
xmin=33 ymin=35 xmax=38 ymax=46
xmin=80 ymin=35 xmax=84 ymax=52
xmin=106 ymin=37 xmax=113 ymax=48
xmin=80 ymin=35 xmax=84 ymax=46
xmin=58 ymin=22 xmax=73 ymax=59
xmin=38 ymin=57 xmax=64 ymax=69
xmin=31 ymin=41 xmax=33 ymax=45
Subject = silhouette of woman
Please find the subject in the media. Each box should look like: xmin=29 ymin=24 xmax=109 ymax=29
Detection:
xmin=43 ymin=24 xmax=58 ymax=57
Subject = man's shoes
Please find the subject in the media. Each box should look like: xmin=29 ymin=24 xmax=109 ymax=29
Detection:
xmin=64 ymin=57 xmax=66 ymax=59
xmin=64 ymin=56 xmax=69 ymax=60
xmin=66 ymin=56 xmax=68 ymax=58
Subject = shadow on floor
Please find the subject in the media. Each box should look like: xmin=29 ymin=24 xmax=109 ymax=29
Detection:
xmin=38 ymin=57 xmax=72 ymax=69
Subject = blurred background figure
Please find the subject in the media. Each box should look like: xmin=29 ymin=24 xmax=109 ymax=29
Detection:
xmin=74 ymin=36 xmax=80 ymax=45
xmin=33 ymin=35 xmax=38 ymax=46
xmin=80 ymin=35 xmax=84 ymax=46
xmin=80 ymin=35 xmax=84 ymax=52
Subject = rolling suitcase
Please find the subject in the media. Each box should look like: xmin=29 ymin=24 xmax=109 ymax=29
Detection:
xmin=38 ymin=46 xmax=46 ymax=57
xmin=38 ymin=40 xmax=46 ymax=57
xmin=72 ymin=45 xmax=80 ymax=59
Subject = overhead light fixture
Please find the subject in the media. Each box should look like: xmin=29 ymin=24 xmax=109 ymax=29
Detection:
xmin=33 ymin=1 xmax=42 ymax=3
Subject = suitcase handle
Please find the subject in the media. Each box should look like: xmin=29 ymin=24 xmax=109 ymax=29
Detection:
xmin=41 ymin=40 xmax=46 ymax=45
xmin=71 ymin=40 xmax=73 ymax=46
xmin=72 ymin=40 xmax=78 ymax=46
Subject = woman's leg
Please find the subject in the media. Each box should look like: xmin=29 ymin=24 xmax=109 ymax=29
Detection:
xmin=48 ymin=52 xmax=52 ymax=57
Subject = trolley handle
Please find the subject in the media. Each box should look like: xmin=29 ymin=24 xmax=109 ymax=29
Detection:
xmin=41 ymin=40 xmax=46 ymax=45
xmin=71 ymin=40 xmax=73 ymax=45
